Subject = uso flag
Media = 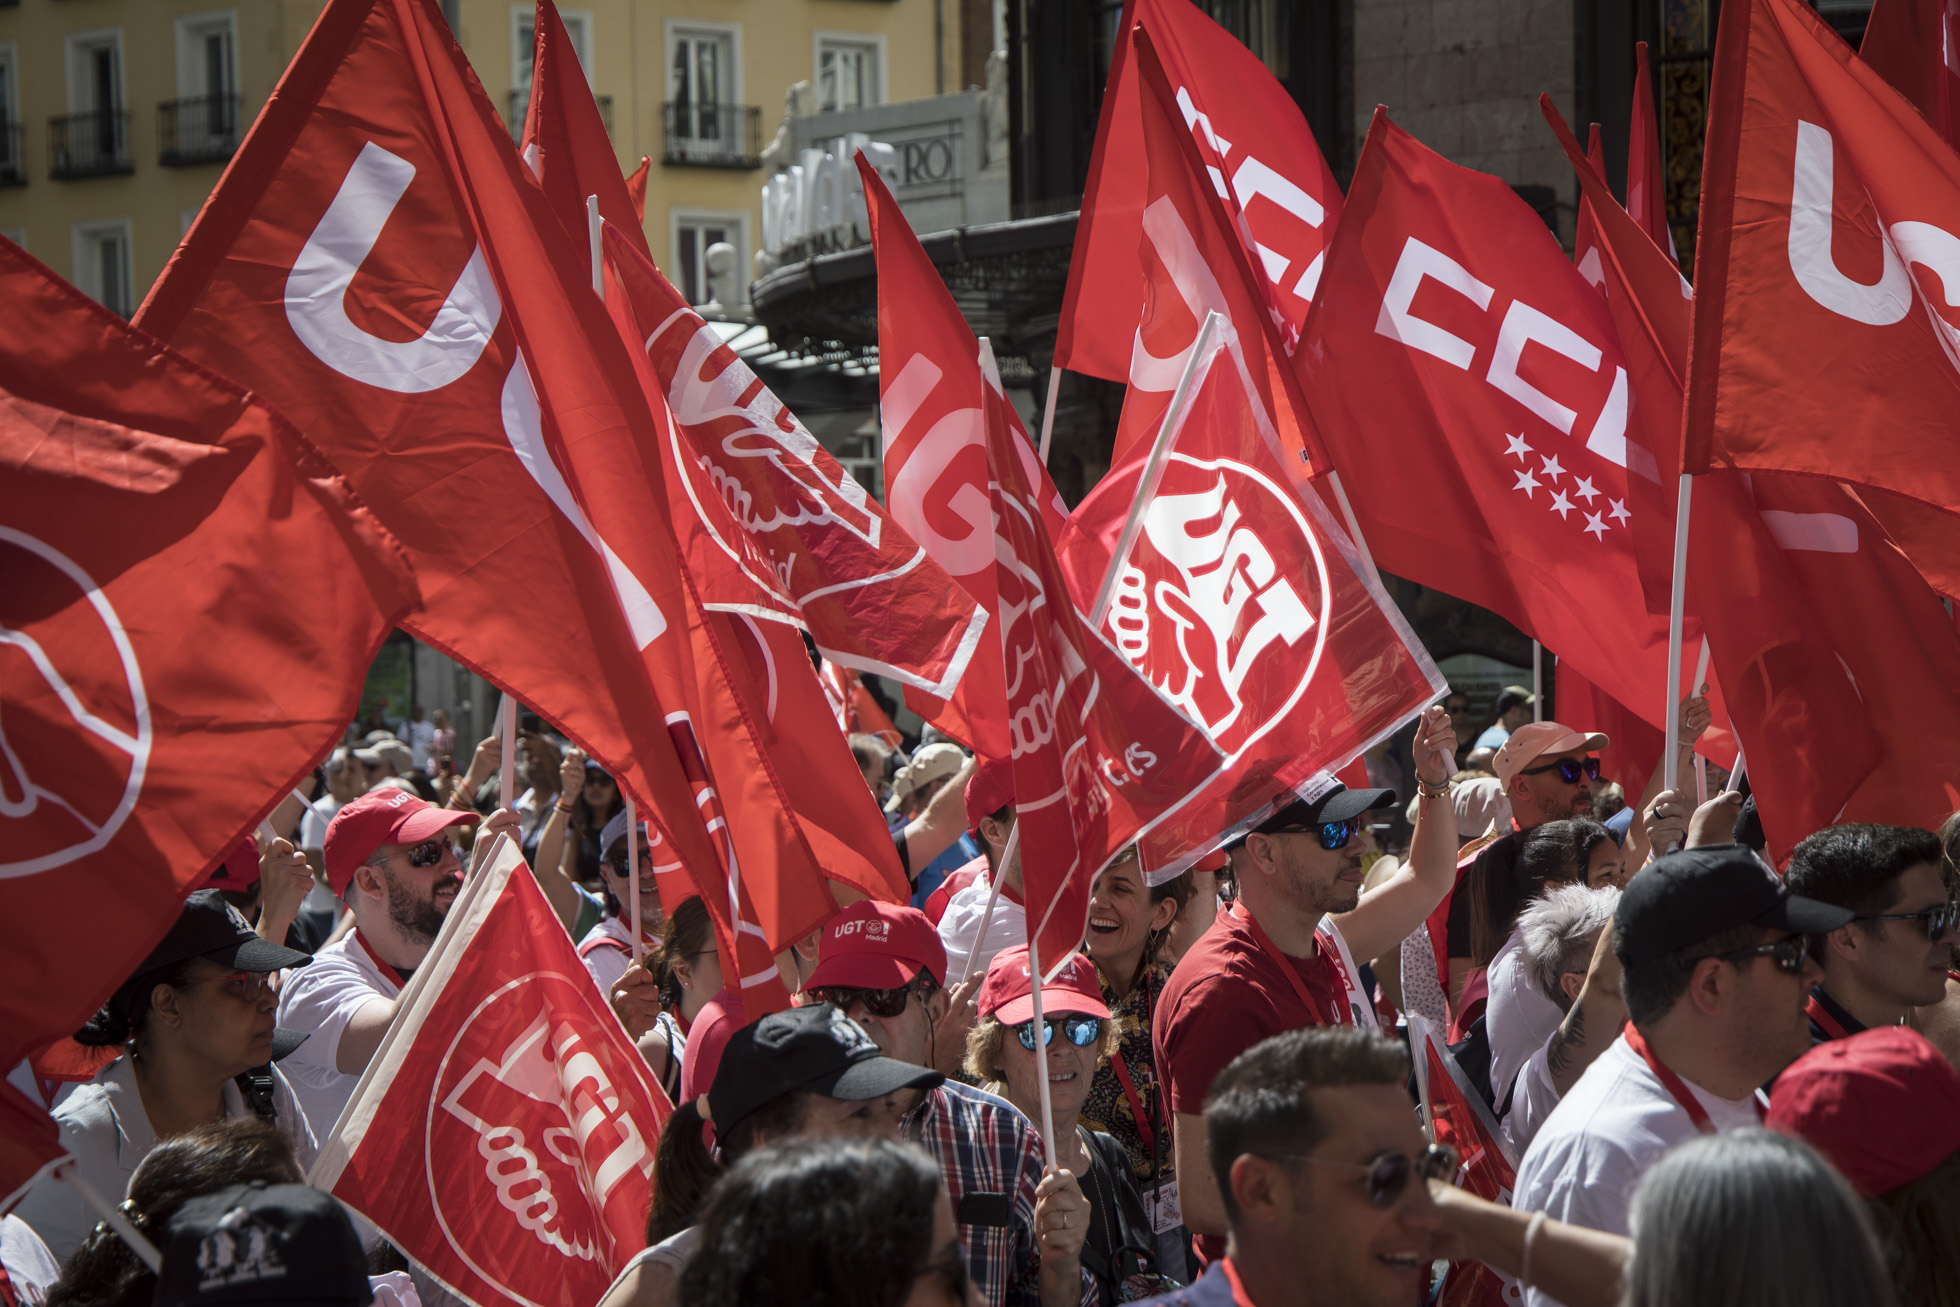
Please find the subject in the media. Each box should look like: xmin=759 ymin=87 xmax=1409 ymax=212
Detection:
xmin=312 ymin=839 xmax=672 ymax=1307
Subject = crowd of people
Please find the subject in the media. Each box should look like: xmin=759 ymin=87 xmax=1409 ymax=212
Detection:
xmin=7 ymin=692 xmax=1960 ymax=1307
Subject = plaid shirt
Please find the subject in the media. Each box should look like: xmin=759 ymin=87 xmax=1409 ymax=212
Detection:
xmin=901 ymin=1081 xmax=1095 ymax=1307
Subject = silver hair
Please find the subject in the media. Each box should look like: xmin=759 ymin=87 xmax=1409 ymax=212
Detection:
xmin=1625 ymin=1128 xmax=1897 ymax=1307
xmin=1518 ymin=882 xmax=1618 ymax=1007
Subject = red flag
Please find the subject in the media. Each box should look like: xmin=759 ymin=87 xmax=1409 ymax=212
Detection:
xmin=625 ymin=158 xmax=649 ymax=222
xmin=1299 ymin=110 xmax=1717 ymax=761
xmin=1056 ymin=0 xmax=1343 ymax=382
xmin=1553 ymin=664 xmax=1662 ymax=796
xmin=978 ymin=341 xmax=1221 ymax=964
xmin=1410 ymin=1015 xmax=1519 ymax=1307
xmin=0 ymin=237 xmax=416 ymax=1106
xmin=517 ymin=0 xmax=650 ymax=268
xmin=133 ymin=0 xmax=844 ymax=1009
xmin=819 ymin=660 xmax=902 ymax=749
xmin=0 ymin=1082 xmax=62 ymax=1215
xmin=859 ymin=154 xmax=1067 ymax=759
xmin=599 ymin=235 xmax=992 ymax=710
xmin=1626 ymin=43 xmax=1681 ymax=261
xmin=1859 ymin=0 xmax=1960 ymax=147
xmin=313 ymin=841 xmax=672 ymax=1307
xmin=1686 ymin=0 xmax=1960 ymax=535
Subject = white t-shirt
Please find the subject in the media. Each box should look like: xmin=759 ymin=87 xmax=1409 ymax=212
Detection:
xmin=407 ymin=719 xmax=438 ymax=772
xmin=1511 ymin=1033 xmax=1763 ymax=1302
xmin=937 ymin=877 xmax=1027 ymax=985
xmin=275 ymin=931 xmax=402 ymax=1137
xmin=1501 ymin=1043 xmax=1560 ymax=1156
xmin=9 ymin=1055 xmax=316 ymax=1262
xmin=576 ymin=915 xmax=656 ymax=995
xmin=2 ymin=1214 xmax=61 ymax=1306
xmin=1485 ymin=927 xmax=1564 ymax=1110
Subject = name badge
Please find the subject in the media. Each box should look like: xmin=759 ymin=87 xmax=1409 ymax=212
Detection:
xmin=1143 ymin=1178 xmax=1181 ymax=1234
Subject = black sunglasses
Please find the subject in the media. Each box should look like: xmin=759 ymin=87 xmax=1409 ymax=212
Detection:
xmin=1262 ymin=816 xmax=1363 ymax=851
xmin=396 ymin=839 xmax=459 ymax=869
xmin=1013 ymin=1014 xmax=1102 ymax=1051
xmin=1711 ymin=934 xmax=1809 ymax=974
xmin=1258 ymin=1143 xmax=1460 ymax=1207
xmin=1519 ymin=757 xmax=1603 ymax=784
xmin=1856 ymin=900 xmax=1960 ymax=941
xmin=809 ymin=979 xmax=931 ymax=1019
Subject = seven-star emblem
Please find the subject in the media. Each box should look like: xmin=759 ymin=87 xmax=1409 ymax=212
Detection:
xmin=1539 ymin=454 xmax=1565 ymax=483
xmin=1549 ymin=489 xmax=1574 ymax=519
xmin=1608 ymin=499 xmax=1631 ymax=525
xmin=1505 ymin=433 xmax=1533 ymax=461
xmin=1513 ymin=467 xmax=1541 ymax=498
xmin=1573 ymin=475 xmax=1599 ymax=503
xmin=1583 ymin=511 xmax=1609 ymax=540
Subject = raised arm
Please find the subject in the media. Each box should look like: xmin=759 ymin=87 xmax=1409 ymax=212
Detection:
xmin=1330 ymin=706 xmax=1460 ymax=964
xmin=900 ymin=753 xmax=977 ymax=873
xmin=530 ymin=748 xmax=587 ymax=934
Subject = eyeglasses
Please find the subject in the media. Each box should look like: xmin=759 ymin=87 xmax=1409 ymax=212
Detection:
xmin=1256 ymin=1144 xmax=1460 ymax=1208
xmin=1263 ymin=817 xmax=1362 ymax=851
xmin=1013 ymin=1014 xmax=1103 ymax=1051
xmin=1518 ymin=757 xmax=1603 ymax=784
xmin=1856 ymin=901 xmax=1960 ymax=941
xmin=808 ymin=979 xmax=931 ymax=1019
xmin=606 ymin=845 xmax=656 ymax=872
xmin=390 ymin=839 xmax=460 ymax=869
xmin=185 ymin=971 xmax=275 ymax=1001
xmin=1711 ymin=934 xmax=1810 ymax=974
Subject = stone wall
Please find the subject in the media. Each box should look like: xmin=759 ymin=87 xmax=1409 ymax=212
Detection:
xmin=1351 ymin=0 xmax=1579 ymax=244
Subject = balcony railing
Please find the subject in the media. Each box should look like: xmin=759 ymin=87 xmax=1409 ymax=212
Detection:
xmin=662 ymin=101 xmax=760 ymax=169
xmin=507 ymin=87 xmax=612 ymax=141
xmin=159 ymin=95 xmax=242 ymax=166
xmin=0 ymin=118 xmax=23 ymax=186
xmin=49 ymin=110 xmax=131 ymax=178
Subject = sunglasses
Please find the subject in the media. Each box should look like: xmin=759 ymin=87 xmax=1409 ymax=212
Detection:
xmin=1264 ymin=817 xmax=1363 ymax=851
xmin=1518 ymin=757 xmax=1603 ymax=784
xmin=185 ymin=971 xmax=275 ymax=1002
xmin=1712 ymin=934 xmax=1809 ymax=974
xmin=394 ymin=839 xmax=461 ymax=869
xmin=1013 ymin=1014 xmax=1103 ymax=1051
xmin=1260 ymin=1143 xmax=1460 ymax=1208
xmin=808 ymin=980 xmax=930 ymax=1019
xmin=1857 ymin=900 xmax=1960 ymax=941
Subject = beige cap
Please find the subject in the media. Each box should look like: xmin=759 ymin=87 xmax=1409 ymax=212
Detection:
xmin=1493 ymin=721 xmax=1608 ymax=785
xmin=885 ymin=742 xmax=968 ymax=813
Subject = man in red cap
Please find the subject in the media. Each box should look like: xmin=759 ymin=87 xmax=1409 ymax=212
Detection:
xmin=935 ymin=755 xmax=1027 ymax=984
xmin=804 ymin=900 xmax=1088 ymax=1307
xmin=275 ymin=787 xmax=517 ymax=1132
xmin=1767 ymin=1026 xmax=1960 ymax=1201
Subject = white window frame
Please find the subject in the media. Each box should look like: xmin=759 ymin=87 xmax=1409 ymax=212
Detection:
xmin=63 ymin=27 xmax=125 ymax=116
xmin=0 ymin=43 xmax=19 ymax=178
xmin=668 ymin=207 xmax=751 ymax=308
xmin=1 ymin=229 xmax=25 ymax=251
xmin=71 ymin=217 xmax=134 ymax=317
xmin=512 ymin=4 xmax=593 ymax=89
xmin=665 ymin=19 xmax=742 ymax=107
xmin=813 ymin=30 xmax=887 ymax=112
xmin=173 ymin=9 xmax=237 ymax=100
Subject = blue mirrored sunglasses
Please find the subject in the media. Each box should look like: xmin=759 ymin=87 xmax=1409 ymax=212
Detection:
xmin=1013 ymin=1014 xmax=1102 ymax=1051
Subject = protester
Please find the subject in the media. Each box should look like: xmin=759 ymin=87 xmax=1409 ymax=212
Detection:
xmin=152 ymin=1182 xmax=372 ymax=1307
xmin=1498 ymin=883 xmax=1623 ymax=1152
xmin=275 ymin=788 xmax=512 ymax=1134
xmin=966 ymin=946 xmax=1160 ymax=1302
xmin=564 ymin=757 xmax=625 ymax=888
xmin=1473 ymin=687 xmax=1535 ymax=750
xmin=632 ymin=896 xmax=717 ymax=1102
xmin=1076 ymin=850 xmax=1192 ymax=1278
xmin=1623 ymin=1129 xmax=1896 ymax=1307
xmin=801 ymin=899 xmax=1086 ymax=1307
xmin=511 ymin=729 xmax=564 ymax=859
xmin=671 ymin=1137 xmax=969 ymax=1307
xmin=302 ymin=749 xmax=364 ymax=861
xmin=41 ymin=1119 xmax=303 ymax=1307
xmin=403 ymin=704 xmax=437 ymax=773
xmin=1764 ymin=1028 xmax=1960 ymax=1305
xmin=602 ymin=1005 xmax=940 ymax=1307
xmin=14 ymin=895 xmax=316 ymax=1261
xmin=575 ymin=809 xmax=664 ymax=996
xmin=1510 ymin=845 xmax=1849 ymax=1258
xmin=892 ymin=742 xmax=984 ymax=906
xmin=1782 ymin=824 xmax=1956 ymax=1042
xmin=1154 ymin=704 xmax=1459 ymax=1255
xmin=1443 ymin=691 xmax=1474 ymax=754
xmin=1129 ymin=1026 xmax=1447 ymax=1307
xmin=1 ymin=1215 xmax=59 ymax=1307
xmin=937 ymin=757 xmax=1030 ymax=983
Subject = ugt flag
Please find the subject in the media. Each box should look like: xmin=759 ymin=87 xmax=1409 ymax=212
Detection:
xmin=312 ymin=838 xmax=672 ymax=1307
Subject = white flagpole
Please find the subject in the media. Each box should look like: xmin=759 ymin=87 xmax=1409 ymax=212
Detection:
xmin=1036 ymin=364 xmax=1062 ymax=464
xmin=587 ymin=196 xmax=603 ymax=296
xmin=1327 ymin=470 xmax=1380 ymax=583
xmin=957 ymin=821 xmax=1020 ymax=987
xmin=1663 ymin=474 xmax=1695 ymax=797
xmin=626 ymin=799 xmax=644 ymax=963
xmin=1726 ymin=746 xmax=1748 ymax=795
xmin=1090 ymin=311 xmax=1223 ymax=626
xmin=58 ymin=1163 xmax=162 ymax=1272
xmin=1532 ymin=642 xmax=1543 ymax=722
xmin=498 ymin=694 xmax=518 ymax=809
xmin=1025 ymin=935 xmax=1059 ymax=1168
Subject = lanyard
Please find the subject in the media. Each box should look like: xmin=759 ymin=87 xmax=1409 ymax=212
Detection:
xmin=1232 ymin=904 xmax=1352 ymax=1027
xmin=352 ymin=930 xmax=407 ymax=991
xmin=1806 ymin=994 xmax=1853 ymax=1041
xmin=1109 ymin=1049 xmax=1155 ymax=1158
xmin=1623 ymin=1023 xmax=1761 ymax=1135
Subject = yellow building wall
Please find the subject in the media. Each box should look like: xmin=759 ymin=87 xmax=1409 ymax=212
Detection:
xmin=0 ymin=0 xmax=951 ymax=308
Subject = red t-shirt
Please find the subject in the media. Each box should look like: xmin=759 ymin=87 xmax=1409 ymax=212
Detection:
xmin=1153 ymin=906 xmax=1358 ymax=1262
xmin=676 ymin=984 xmax=746 ymax=1105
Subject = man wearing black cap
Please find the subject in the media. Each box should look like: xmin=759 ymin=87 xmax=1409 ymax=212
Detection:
xmin=1154 ymin=705 xmax=1461 ymax=1254
xmin=1510 ymin=845 xmax=1849 ymax=1268
xmin=155 ymin=1182 xmax=371 ymax=1307
xmin=13 ymin=892 xmax=317 ymax=1260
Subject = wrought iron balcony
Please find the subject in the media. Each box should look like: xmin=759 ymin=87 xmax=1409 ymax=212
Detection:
xmin=159 ymin=95 xmax=242 ymax=166
xmin=0 ymin=118 xmax=24 ymax=186
xmin=662 ymin=100 xmax=761 ymax=169
xmin=507 ymin=87 xmax=612 ymax=141
xmin=48 ymin=110 xmax=131 ymax=178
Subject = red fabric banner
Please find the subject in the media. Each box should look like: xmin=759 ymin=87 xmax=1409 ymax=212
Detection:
xmin=1859 ymin=0 xmax=1960 ymax=147
xmin=1626 ymin=43 xmax=1681 ymax=261
xmin=314 ymin=840 xmax=672 ymax=1307
xmin=0 ymin=237 xmax=415 ymax=1116
xmin=1056 ymin=0 xmax=1344 ymax=384
xmin=1410 ymin=1016 xmax=1518 ymax=1307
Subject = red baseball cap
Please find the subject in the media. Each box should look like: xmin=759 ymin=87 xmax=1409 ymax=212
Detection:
xmin=194 ymin=837 xmax=263 ymax=893
xmin=977 ymin=945 xmax=1110 ymax=1026
xmin=965 ymin=755 xmax=1015 ymax=831
xmin=1765 ymin=1027 xmax=1960 ymax=1197
xmin=806 ymin=900 xmax=948 ymax=990
xmin=323 ymin=788 xmax=475 ymax=899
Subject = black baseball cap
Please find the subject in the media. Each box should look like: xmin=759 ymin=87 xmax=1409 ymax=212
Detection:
xmin=707 ymin=1005 xmax=943 ymax=1142
xmin=111 ymin=891 xmax=312 ymax=1024
xmin=1230 ymin=772 xmax=1397 ymax=847
xmin=155 ymin=1182 xmax=371 ymax=1307
xmin=1615 ymin=844 xmax=1853 ymax=967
